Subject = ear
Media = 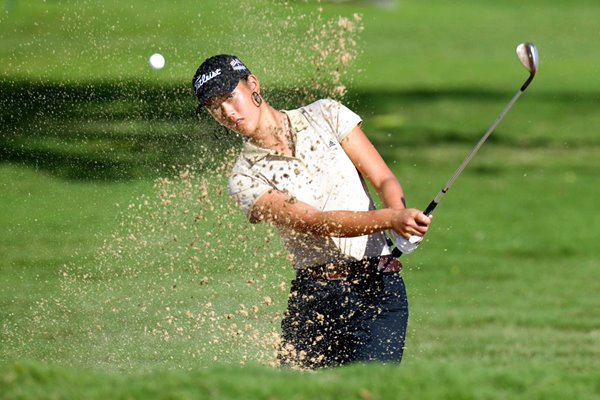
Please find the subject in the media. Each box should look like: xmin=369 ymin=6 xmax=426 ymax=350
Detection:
xmin=245 ymin=74 xmax=260 ymax=93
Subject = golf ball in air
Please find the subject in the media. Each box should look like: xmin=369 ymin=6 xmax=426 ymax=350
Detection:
xmin=149 ymin=53 xmax=165 ymax=69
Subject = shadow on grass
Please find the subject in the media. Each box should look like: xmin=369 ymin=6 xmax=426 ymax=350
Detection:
xmin=1 ymin=79 xmax=589 ymax=180
xmin=0 ymin=79 xmax=226 ymax=180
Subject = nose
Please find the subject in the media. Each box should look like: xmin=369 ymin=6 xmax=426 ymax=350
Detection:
xmin=220 ymin=102 xmax=235 ymax=118
xmin=216 ymin=103 xmax=236 ymax=126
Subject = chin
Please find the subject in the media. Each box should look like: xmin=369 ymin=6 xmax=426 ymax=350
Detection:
xmin=222 ymin=122 xmax=243 ymax=135
xmin=235 ymin=124 xmax=254 ymax=137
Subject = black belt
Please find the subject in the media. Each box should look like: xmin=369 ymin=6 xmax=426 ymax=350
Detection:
xmin=298 ymin=255 xmax=400 ymax=281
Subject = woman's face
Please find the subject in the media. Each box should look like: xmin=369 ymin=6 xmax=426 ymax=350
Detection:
xmin=205 ymin=76 xmax=260 ymax=137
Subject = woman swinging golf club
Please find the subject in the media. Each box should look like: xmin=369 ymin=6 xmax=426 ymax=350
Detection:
xmin=192 ymin=54 xmax=431 ymax=368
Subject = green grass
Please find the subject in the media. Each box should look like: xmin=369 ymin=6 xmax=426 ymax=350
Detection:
xmin=1 ymin=0 xmax=600 ymax=398
xmin=2 ymin=144 xmax=599 ymax=397
xmin=2 ymin=0 xmax=599 ymax=93
xmin=2 ymin=360 xmax=599 ymax=400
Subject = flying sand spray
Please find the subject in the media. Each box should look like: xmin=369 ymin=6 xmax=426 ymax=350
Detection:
xmin=5 ymin=4 xmax=365 ymax=370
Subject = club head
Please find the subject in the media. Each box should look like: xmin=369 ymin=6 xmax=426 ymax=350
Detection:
xmin=516 ymin=42 xmax=539 ymax=76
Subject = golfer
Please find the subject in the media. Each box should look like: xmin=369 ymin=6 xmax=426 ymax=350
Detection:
xmin=192 ymin=54 xmax=431 ymax=368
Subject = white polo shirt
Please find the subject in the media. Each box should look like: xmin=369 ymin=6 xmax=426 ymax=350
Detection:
xmin=228 ymin=99 xmax=392 ymax=269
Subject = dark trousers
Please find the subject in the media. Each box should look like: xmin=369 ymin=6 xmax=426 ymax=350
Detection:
xmin=279 ymin=261 xmax=409 ymax=369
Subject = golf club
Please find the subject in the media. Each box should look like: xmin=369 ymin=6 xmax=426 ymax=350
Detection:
xmin=391 ymin=42 xmax=539 ymax=257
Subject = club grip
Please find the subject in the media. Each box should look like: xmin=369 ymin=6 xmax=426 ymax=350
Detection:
xmin=390 ymin=200 xmax=437 ymax=258
xmin=423 ymin=200 xmax=438 ymax=216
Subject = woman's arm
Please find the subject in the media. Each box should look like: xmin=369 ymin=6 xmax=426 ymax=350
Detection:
xmin=340 ymin=125 xmax=406 ymax=209
xmin=250 ymin=189 xmax=429 ymax=239
xmin=248 ymin=124 xmax=430 ymax=239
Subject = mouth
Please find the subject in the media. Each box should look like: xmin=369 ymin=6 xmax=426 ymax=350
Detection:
xmin=230 ymin=118 xmax=244 ymax=131
xmin=221 ymin=117 xmax=246 ymax=134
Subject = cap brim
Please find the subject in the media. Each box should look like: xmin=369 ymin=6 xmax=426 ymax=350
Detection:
xmin=198 ymin=73 xmax=250 ymax=105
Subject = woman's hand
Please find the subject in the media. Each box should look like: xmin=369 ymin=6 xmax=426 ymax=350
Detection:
xmin=390 ymin=208 xmax=431 ymax=239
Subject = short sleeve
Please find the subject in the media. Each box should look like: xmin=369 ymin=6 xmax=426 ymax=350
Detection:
xmin=228 ymin=172 xmax=272 ymax=222
xmin=318 ymin=99 xmax=362 ymax=142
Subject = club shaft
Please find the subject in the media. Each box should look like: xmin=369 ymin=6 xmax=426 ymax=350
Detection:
xmin=392 ymin=68 xmax=536 ymax=258
xmin=424 ymin=82 xmax=528 ymax=216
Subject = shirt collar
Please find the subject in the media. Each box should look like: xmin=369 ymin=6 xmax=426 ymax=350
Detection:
xmin=240 ymin=108 xmax=309 ymax=164
xmin=283 ymin=108 xmax=309 ymax=132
